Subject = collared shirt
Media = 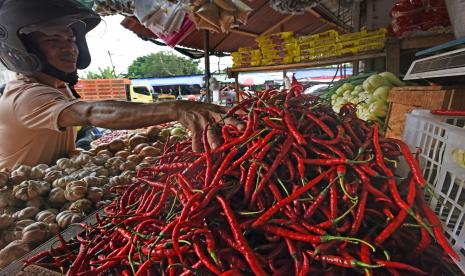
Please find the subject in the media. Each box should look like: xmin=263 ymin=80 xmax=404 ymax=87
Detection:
xmin=0 ymin=73 xmax=81 ymax=170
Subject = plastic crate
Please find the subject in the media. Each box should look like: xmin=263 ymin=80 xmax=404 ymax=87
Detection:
xmin=402 ymin=109 xmax=465 ymax=272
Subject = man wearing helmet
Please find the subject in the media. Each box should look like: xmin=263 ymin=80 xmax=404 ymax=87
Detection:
xmin=0 ymin=0 xmax=241 ymax=170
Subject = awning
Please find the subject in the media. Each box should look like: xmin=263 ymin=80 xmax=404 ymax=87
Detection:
xmin=120 ymin=0 xmax=353 ymax=56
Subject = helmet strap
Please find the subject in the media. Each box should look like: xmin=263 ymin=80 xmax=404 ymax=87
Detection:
xmin=41 ymin=63 xmax=81 ymax=98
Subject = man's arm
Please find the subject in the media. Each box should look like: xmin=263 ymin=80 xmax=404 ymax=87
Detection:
xmin=58 ymin=100 xmax=178 ymax=130
xmin=58 ymin=100 xmax=243 ymax=151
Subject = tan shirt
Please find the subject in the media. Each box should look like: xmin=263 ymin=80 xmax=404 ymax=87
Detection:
xmin=0 ymin=74 xmax=81 ymax=170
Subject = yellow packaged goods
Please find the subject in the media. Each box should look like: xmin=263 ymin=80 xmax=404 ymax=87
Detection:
xmin=298 ymin=30 xmax=338 ymax=43
xmin=233 ymin=56 xmax=261 ymax=64
xmin=299 ymin=55 xmax=316 ymax=62
xmin=232 ymin=60 xmax=261 ymax=67
xmin=260 ymin=42 xmax=298 ymax=52
xmin=237 ymin=47 xmax=256 ymax=52
xmin=300 ymin=45 xmax=336 ymax=56
xmin=231 ymin=50 xmax=261 ymax=58
xmin=336 ymin=39 xmax=360 ymax=50
xmin=356 ymin=42 xmax=385 ymax=52
xmin=359 ymin=35 xmax=386 ymax=45
xmin=261 ymin=49 xmax=299 ymax=59
xmin=337 ymin=47 xmax=358 ymax=56
xmin=257 ymin=38 xmax=296 ymax=47
xmin=256 ymin=31 xmax=294 ymax=42
xmin=364 ymin=27 xmax=388 ymax=38
xmin=299 ymin=37 xmax=337 ymax=50
xmin=261 ymin=56 xmax=295 ymax=65
xmin=338 ymin=31 xmax=366 ymax=42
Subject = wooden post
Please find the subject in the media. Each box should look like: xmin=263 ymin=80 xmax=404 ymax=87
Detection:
xmin=234 ymin=73 xmax=240 ymax=101
xmin=385 ymin=37 xmax=400 ymax=75
xmin=204 ymin=30 xmax=211 ymax=103
xmin=351 ymin=0 xmax=361 ymax=75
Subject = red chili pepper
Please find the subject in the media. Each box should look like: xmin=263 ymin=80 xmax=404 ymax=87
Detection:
xmin=220 ymin=269 xmax=244 ymax=276
xmin=416 ymin=189 xmax=460 ymax=261
xmin=391 ymin=138 xmax=426 ymax=187
xmin=310 ymin=125 xmax=344 ymax=145
xmin=375 ymin=260 xmax=427 ymax=275
xmin=243 ymin=143 xmax=272 ymax=204
xmin=228 ymin=139 xmax=262 ymax=170
xmin=297 ymin=252 xmax=309 ymax=276
xmin=216 ymin=196 xmax=267 ymax=276
xmin=430 ymin=110 xmax=465 ymax=116
xmin=305 ymin=112 xmax=335 ymax=138
xmin=306 ymin=250 xmax=375 ymax=269
xmin=252 ymin=136 xmax=293 ymax=205
xmin=193 ymin=236 xmax=222 ymax=275
xmin=412 ymin=212 xmax=431 ymax=257
xmin=284 ymin=110 xmax=307 ymax=145
xmin=253 ymin=168 xmax=334 ymax=228
xmin=374 ymin=176 xmax=416 ymax=246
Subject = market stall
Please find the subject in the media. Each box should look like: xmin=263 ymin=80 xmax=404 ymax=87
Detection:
xmin=1 ymin=0 xmax=465 ymax=275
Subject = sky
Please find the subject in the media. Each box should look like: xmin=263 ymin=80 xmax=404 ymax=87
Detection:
xmin=81 ymin=15 xmax=232 ymax=77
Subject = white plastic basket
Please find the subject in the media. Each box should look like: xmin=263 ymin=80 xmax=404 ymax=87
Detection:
xmin=403 ymin=109 xmax=465 ymax=272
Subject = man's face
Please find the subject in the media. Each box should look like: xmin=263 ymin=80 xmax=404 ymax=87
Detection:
xmin=29 ymin=27 xmax=79 ymax=73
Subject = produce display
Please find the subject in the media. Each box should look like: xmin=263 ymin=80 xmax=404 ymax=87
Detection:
xmin=327 ymin=71 xmax=405 ymax=123
xmin=0 ymin=124 xmax=187 ymax=269
xmin=231 ymin=28 xmax=388 ymax=68
xmin=25 ymin=86 xmax=460 ymax=275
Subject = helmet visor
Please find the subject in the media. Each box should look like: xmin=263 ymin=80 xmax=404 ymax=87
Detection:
xmin=19 ymin=17 xmax=87 ymax=36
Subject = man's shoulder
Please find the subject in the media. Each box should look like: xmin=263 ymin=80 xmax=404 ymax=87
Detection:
xmin=7 ymin=75 xmax=61 ymax=95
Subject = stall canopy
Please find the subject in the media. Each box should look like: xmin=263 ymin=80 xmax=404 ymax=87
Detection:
xmin=120 ymin=0 xmax=353 ymax=56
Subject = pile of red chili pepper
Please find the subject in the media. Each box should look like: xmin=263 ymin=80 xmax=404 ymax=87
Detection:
xmin=26 ymin=85 xmax=462 ymax=275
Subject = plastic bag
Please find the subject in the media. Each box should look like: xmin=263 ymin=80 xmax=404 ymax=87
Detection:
xmin=135 ymin=0 xmax=185 ymax=34
xmin=156 ymin=15 xmax=196 ymax=47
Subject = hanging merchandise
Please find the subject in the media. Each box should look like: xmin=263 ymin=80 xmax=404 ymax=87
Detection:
xmin=134 ymin=0 xmax=186 ymax=35
xmin=390 ymin=0 xmax=451 ymax=38
xmin=156 ymin=15 xmax=196 ymax=47
xmin=185 ymin=0 xmax=252 ymax=33
xmin=93 ymin=0 xmax=135 ymax=16
xmin=269 ymin=0 xmax=317 ymax=14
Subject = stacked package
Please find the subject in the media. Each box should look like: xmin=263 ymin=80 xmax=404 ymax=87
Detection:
xmin=256 ymin=32 xmax=299 ymax=65
xmin=337 ymin=28 xmax=388 ymax=56
xmin=231 ymin=47 xmax=262 ymax=68
xmin=298 ymin=30 xmax=338 ymax=61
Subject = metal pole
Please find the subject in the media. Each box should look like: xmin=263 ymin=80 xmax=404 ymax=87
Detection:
xmin=204 ymin=31 xmax=211 ymax=103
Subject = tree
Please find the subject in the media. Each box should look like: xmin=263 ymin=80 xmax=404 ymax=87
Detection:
xmin=84 ymin=66 xmax=123 ymax=79
xmin=127 ymin=52 xmax=202 ymax=78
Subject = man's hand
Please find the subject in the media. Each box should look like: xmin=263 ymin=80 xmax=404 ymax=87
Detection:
xmin=174 ymin=101 xmax=244 ymax=152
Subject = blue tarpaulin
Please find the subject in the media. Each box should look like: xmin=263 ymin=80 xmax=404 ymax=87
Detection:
xmin=129 ymin=67 xmax=353 ymax=87
xmin=130 ymin=75 xmax=204 ymax=86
